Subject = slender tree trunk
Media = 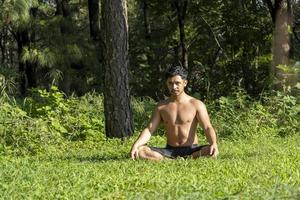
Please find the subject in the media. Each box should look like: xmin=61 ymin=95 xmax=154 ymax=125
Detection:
xmin=0 ymin=31 xmax=5 ymax=64
xmin=88 ymin=0 xmax=101 ymax=41
xmin=143 ymin=0 xmax=151 ymax=39
xmin=27 ymin=7 xmax=38 ymax=89
xmin=88 ymin=0 xmax=105 ymax=92
xmin=102 ymin=0 xmax=134 ymax=138
xmin=55 ymin=0 xmax=72 ymax=94
xmin=16 ymin=31 xmax=29 ymax=96
xmin=175 ymin=0 xmax=188 ymax=69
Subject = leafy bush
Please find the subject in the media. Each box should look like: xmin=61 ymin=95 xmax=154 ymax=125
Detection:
xmin=209 ymin=89 xmax=299 ymax=139
xmin=0 ymin=101 xmax=62 ymax=155
xmin=0 ymin=87 xmax=106 ymax=155
xmin=23 ymin=86 xmax=106 ymax=142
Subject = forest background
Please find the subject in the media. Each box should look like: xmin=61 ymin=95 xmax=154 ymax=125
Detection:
xmin=0 ymin=0 xmax=299 ymax=199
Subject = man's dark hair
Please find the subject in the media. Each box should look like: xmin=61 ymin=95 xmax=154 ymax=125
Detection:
xmin=165 ymin=66 xmax=188 ymax=80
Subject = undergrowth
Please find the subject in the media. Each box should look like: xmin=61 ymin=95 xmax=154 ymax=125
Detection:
xmin=0 ymin=87 xmax=299 ymax=155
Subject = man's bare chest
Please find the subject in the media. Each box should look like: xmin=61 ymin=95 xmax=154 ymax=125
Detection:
xmin=160 ymin=104 xmax=196 ymax=125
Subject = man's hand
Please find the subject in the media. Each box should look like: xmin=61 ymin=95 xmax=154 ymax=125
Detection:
xmin=130 ymin=145 xmax=139 ymax=160
xmin=209 ymin=143 xmax=219 ymax=158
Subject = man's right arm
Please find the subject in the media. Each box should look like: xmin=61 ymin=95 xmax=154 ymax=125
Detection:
xmin=130 ymin=106 xmax=161 ymax=159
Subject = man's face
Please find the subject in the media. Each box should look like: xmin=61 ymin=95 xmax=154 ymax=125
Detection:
xmin=166 ymin=75 xmax=187 ymax=96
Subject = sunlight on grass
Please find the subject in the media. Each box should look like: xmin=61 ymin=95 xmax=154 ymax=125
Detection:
xmin=0 ymin=135 xmax=299 ymax=199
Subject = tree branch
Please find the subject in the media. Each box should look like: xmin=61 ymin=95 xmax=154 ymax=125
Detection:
xmin=188 ymin=15 xmax=228 ymax=59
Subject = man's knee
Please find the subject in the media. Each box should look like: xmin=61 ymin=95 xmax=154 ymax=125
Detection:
xmin=137 ymin=146 xmax=164 ymax=160
xmin=192 ymin=146 xmax=211 ymax=159
xmin=137 ymin=146 xmax=151 ymax=159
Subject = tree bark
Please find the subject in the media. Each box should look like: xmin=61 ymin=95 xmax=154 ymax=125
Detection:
xmin=263 ymin=0 xmax=293 ymax=89
xmin=174 ymin=0 xmax=188 ymax=69
xmin=102 ymin=0 xmax=134 ymax=138
xmin=272 ymin=0 xmax=291 ymax=71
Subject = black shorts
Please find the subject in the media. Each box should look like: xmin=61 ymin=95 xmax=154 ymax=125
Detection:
xmin=149 ymin=144 xmax=208 ymax=159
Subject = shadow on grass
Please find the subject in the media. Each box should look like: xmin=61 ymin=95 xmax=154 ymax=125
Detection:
xmin=41 ymin=154 xmax=129 ymax=163
xmin=75 ymin=154 xmax=129 ymax=162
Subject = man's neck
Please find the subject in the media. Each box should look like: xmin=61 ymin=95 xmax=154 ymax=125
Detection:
xmin=170 ymin=92 xmax=187 ymax=103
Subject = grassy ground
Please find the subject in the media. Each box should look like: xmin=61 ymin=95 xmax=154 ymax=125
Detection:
xmin=0 ymin=134 xmax=299 ymax=199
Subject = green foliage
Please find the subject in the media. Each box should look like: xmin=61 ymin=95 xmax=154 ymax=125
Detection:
xmin=1 ymin=86 xmax=299 ymax=156
xmin=131 ymin=96 xmax=165 ymax=136
xmin=0 ymin=100 xmax=60 ymax=155
xmin=24 ymin=86 xmax=106 ymax=142
xmin=0 ymin=87 xmax=106 ymax=155
xmin=0 ymin=65 xmax=18 ymax=98
xmin=209 ymin=89 xmax=299 ymax=139
xmin=0 ymin=86 xmax=299 ymax=198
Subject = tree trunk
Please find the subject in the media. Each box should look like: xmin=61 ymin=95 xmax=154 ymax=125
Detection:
xmin=102 ymin=0 xmax=134 ymax=138
xmin=0 ymin=31 xmax=5 ymax=64
xmin=263 ymin=0 xmax=293 ymax=89
xmin=27 ymin=7 xmax=38 ymax=89
xmin=88 ymin=0 xmax=101 ymax=41
xmin=55 ymin=0 xmax=70 ymax=17
xmin=143 ymin=0 xmax=151 ymax=39
xmin=272 ymin=0 xmax=292 ymax=86
xmin=55 ymin=0 xmax=72 ymax=94
xmin=175 ymin=0 xmax=188 ymax=69
xmin=16 ymin=31 xmax=29 ymax=96
xmin=88 ymin=0 xmax=105 ymax=92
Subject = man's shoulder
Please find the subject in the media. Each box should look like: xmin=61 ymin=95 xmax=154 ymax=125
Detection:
xmin=157 ymin=99 xmax=169 ymax=107
xmin=189 ymin=97 xmax=205 ymax=108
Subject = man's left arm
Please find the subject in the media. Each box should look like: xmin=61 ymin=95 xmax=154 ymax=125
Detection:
xmin=195 ymin=101 xmax=219 ymax=157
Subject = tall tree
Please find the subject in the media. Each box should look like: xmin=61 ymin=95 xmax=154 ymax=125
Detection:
xmin=102 ymin=0 xmax=134 ymax=138
xmin=263 ymin=0 xmax=293 ymax=88
xmin=14 ymin=3 xmax=38 ymax=96
xmin=55 ymin=0 xmax=73 ymax=94
xmin=88 ymin=0 xmax=105 ymax=92
xmin=88 ymin=0 xmax=101 ymax=42
xmin=142 ymin=0 xmax=151 ymax=39
xmin=174 ymin=0 xmax=188 ymax=69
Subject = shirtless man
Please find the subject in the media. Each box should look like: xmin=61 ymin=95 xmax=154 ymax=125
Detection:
xmin=130 ymin=66 xmax=219 ymax=160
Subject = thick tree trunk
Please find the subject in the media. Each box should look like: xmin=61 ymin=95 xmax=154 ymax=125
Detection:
xmin=175 ymin=0 xmax=188 ymax=69
xmin=272 ymin=0 xmax=292 ymax=90
xmin=102 ymin=0 xmax=134 ymax=138
xmin=263 ymin=0 xmax=293 ymax=89
xmin=273 ymin=0 xmax=291 ymax=67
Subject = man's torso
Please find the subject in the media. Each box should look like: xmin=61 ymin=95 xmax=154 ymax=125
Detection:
xmin=158 ymin=97 xmax=199 ymax=147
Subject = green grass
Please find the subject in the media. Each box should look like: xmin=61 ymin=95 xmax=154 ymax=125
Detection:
xmin=0 ymin=135 xmax=299 ymax=199
xmin=0 ymin=88 xmax=299 ymax=199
